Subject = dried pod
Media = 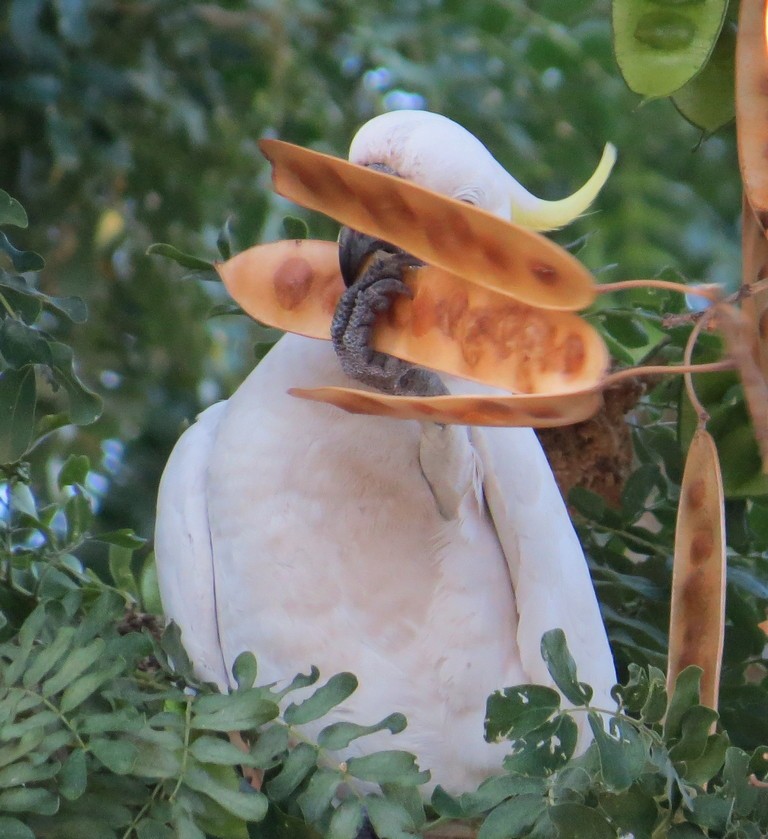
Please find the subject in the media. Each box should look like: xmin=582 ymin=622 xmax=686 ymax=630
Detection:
xmin=217 ymin=240 xmax=610 ymax=396
xmin=736 ymin=0 xmax=768 ymax=228
xmin=259 ymin=139 xmax=597 ymax=311
xmin=667 ymin=428 xmax=726 ymax=711
xmin=741 ymin=198 xmax=768 ymax=383
xmin=288 ymin=385 xmax=603 ymax=428
xmin=717 ymin=303 xmax=768 ymax=473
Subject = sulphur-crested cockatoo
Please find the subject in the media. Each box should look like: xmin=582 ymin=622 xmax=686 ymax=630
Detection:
xmin=155 ymin=110 xmax=616 ymax=794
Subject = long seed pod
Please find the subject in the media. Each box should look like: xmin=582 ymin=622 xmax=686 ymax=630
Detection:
xmin=717 ymin=303 xmax=768 ymax=473
xmin=741 ymin=198 xmax=768 ymax=384
xmin=736 ymin=0 xmax=768 ymax=227
xmin=288 ymin=385 xmax=604 ymax=429
xmin=667 ymin=428 xmax=726 ymax=711
xmin=259 ymin=139 xmax=597 ymax=311
xmin=216 ymin=240 xmax=609 ymax=396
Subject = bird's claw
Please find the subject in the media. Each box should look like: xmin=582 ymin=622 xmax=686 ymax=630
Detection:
xmin=331 ymin=252 xmax=448 ymax=397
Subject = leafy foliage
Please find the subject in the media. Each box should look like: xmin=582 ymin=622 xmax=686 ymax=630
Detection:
xmin=1 ymin=2 xmax=767 ymax=838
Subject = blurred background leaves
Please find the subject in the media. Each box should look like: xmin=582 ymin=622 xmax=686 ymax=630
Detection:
xmin=0 ymin=0 xmax=742 ymax=539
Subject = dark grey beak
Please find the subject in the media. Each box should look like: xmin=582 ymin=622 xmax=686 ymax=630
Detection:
xmin=338 ymin=226 xmax=402 ymax=288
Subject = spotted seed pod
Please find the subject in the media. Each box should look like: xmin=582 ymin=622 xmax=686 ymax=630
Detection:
xmin=217 ymin=239 xmax=609 ymax=408
xmin=259 ymin=139 xmax=598 ymax=311
xmin=667 ymin=428 xmax=726 ymax=711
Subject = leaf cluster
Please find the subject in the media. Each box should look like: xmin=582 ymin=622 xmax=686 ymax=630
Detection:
xmin=0 ymin=189 xmax=102 ymax=466
xmin=465 ymin=630 xmax=768 ymax=839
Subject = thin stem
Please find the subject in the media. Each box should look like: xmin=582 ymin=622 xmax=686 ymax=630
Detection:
xmin=682 ymin=309 xmax=715 ymax=428
xmin=168 ymin=694 xmax=193 ymax=802
xmin=597 ymin=279 xmax=722 ymax=302
xmin=121 ymin=781 xmax=164 ymax=839
xmin=0 ymin=290 xmax=17 ymax=318
xmin=603 ymin=359 xmax=735 ymax=387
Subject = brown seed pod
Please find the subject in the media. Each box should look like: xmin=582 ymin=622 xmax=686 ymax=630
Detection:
xmin=288 ymin=385 xmax=604 ymax=428
xmin=667 ymin=428 xmax=726 ymax=712
xmin=217 ymin=240 xmax=610 ymax=396
xmin=259 ymin=139 xmax=597 ymax=311
xmin=741 ymin=198 xmax=768 ymax=385
xmin=717 ymin=303 xmax=768 ymax=473
xmin=736 ymin=0 xmax=768 ymax=229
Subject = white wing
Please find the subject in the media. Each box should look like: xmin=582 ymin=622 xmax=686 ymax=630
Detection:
xmin=154 ymin=401 xmax=229 ymax=689
xmin=472 ymin=423 xmax=616 ymax=710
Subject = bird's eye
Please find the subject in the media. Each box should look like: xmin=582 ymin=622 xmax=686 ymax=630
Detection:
xmin=454 ymin=187 xmax=484 ymax=207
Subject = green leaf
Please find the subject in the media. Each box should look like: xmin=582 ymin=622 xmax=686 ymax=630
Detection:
xmin=588 ymin=712 xmax=648 ymax=792
xmin=722 ymin=747 xmax=757 ymax=815
xmin=232 ymin=652 xmax=258 ymax=691
xmin=548 ymin=803 xmax=615 ymax=839
xmin=264 ymin=742 xmax=317 ymax=801
xmin=273 ymin=666 xmax=320 ymax=699
xmin=327 ymin=799 xmax=365 ymax=839
xmin=600 ymin=313 xmax=650 ymax=349
xmin=41 ymin=637 xmax=106 ymax=697
xmin=540 ymin=629 xmax=592 ymax=706
xmin=146 ymin=243 xmax=214 ymax=271
xmin=0 ymin=786 xmax=59 ymax=815
xmin=129 ymin=729 xmax=184 ymax=778
xmin=48 ymin=340 xmax=103 ymax=425
xmin=669 ymin=705 xmax=720 ymax=762
xmin=217 ymin=216 xmax=235 ymax=260
xmin=502 ymin=714 xmax=578 ymax=776
xmin=621 ymin=464 xmax=664 ymax=521
xmin=688 ymin=792 xmax=731 ymax=832
xmin=599 ymin=785 xmax=659 ymax=838
xmin=0 ymin=231 xmax=45 ymax=272
xmin=249 ymin=725 xmax=290 ymax=769
xmin=58 ymin=454 xmax=90 ymax=487
xmin=281 ymin=215 xmax=309 ymax=240
xmin=65 ymin=491 xmax=92 ymax=544
xmin=0 ymin=366 xmax=36 ymax=463
xmin=317 ymin=712 xmax=407 ymax=750
xmin=0 ymin=818 xmax=34 ymax=839
xmin=59 ymin=748 xmax=88 ymax=800
xmin=297 ymin=766 xmax=343 ymax=823
xmin=95 ymin=529 xmax=146 ymax=549
xmin=139 ymin=554 xmax=163 ymax=615
xmin=184 ymin=763 xmax=268 ymax=821
xmin=22 ymin=626 xmax=75 ymax=686
xmin=567 ymin=487 xmax=606 ymax=521
xmin=484 ymin=685 xmax=561 ymax=742
xmin=478 ymin=794 xmax=546 ymax=839
xmin=640 ymin=676 xmax=668 ymax=724
xmin=673 ymin=21 xmax=735 ymax=133
xmin=108 ymin=544 xmax=138 ymax=598
xmin=612 ymin=0 xmax=729 ymax=98
xmin=89 ymin=738 xmax=139 ymax=774
xmin=0 ymin=319 xmax=53 ymax=368
xmin=664 ymin=667 xmax=703 ymax=741
xmin=459 ymin=775 xmax=547 ymax=817
xmin=345 ymin=751 xmax=429 ymax=787
xmin=366 ymin=795 xmax=418 ymax=839
xmin=136 ymin=820 xmax=174 ymax=839
xmin=283 ymin=672 xmax=358 ymax=725
xmin=0 ymin=190 xmax=28 ymax=228
xmin=189 ymin=735 xmax=253 ymax=766
xmin=681 ymin=732 xmax=729 ymax=786
xmin=192 ymin=690 xmax=279 ymax=731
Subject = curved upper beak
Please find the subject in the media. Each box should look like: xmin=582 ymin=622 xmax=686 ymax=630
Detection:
xmin=338 ymin=226 xmax=402 ymax=288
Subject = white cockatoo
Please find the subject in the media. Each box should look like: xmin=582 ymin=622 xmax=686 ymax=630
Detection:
xmin=155 ymin=110 xmax=617 ymax=794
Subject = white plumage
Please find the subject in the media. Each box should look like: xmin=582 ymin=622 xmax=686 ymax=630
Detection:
xmin=155 ymin=110 xmax=616 ymax=793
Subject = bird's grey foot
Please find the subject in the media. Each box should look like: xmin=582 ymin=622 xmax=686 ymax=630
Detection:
xmin=331 ymin=252 xmax=449 ymax=397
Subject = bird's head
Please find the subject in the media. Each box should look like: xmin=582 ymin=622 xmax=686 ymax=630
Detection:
xmin=338 ymin=109 xmax=615 ymax=286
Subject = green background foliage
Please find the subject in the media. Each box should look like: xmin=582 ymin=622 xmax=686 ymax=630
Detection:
xmin=1 ymin=0 xmax=767 ymax=836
